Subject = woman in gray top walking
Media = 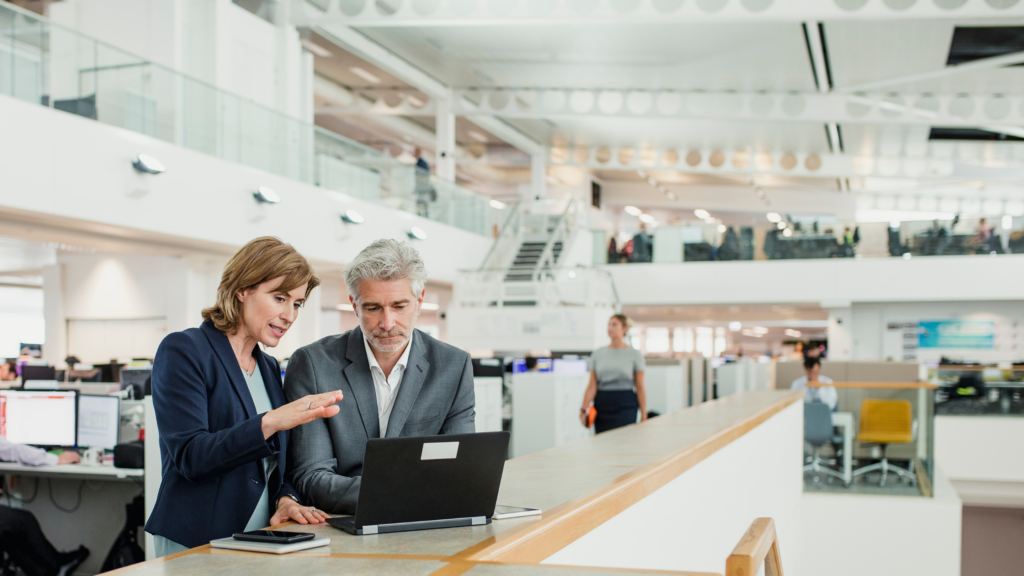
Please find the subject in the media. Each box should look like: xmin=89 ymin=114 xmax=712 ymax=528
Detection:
xmin=579 ymin=314 xmax=647 ymax=433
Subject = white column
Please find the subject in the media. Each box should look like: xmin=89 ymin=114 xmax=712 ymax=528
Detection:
xmin=42 ymin=264 xmax=66 ymax=366
xmin=435 ymin=92 xmax=456 ymax=181
xmin=530 ymin=153 xmax=547 ymax=200
xmin=826 ymin=306 xmax=853 ymax=360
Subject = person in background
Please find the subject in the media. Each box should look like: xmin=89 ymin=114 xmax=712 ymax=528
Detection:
xmin=580 ymin=314 xmax=647 ymax=433
xmin=414 ymin=148 xmax=435 ymax=218
xmin=145 ymin=237 xmax=343 ymax=557
xmin=790 ymin=357 xmax=837 ymax=411
xmin=607 ymin=236 xmax=618 ymax=264
xmin=524 ymin=356 xmax=539 ymax=372
xmin=0 ymin=436 xmax=89 ymax=576
xmin=631 ymin=224 xmax=653 ymax=263
xmin=0 ymin=360 xmax=17 ymax=383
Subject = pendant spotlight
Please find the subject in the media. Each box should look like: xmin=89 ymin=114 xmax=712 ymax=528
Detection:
xmin=340 ymin=209 xmax=365 ymax=224
xmin=252 ymin=187 xmax=281 ymax=204
xmin=132 ymin=154 xmax=166 ymax=174
xmin=407 ymin=227 xmax=428 ymax=241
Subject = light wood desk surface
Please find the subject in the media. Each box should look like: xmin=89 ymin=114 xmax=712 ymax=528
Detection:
xmin=109 ymin=390 xmax=801 ymax=576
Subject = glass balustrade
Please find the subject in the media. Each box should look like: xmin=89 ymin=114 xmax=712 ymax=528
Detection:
xmin=0 ymin=2 xmax=503 ymax=237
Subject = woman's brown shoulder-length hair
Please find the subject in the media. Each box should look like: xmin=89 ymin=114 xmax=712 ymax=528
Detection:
xmin=202 ymin=237 xmax=321 ymax=334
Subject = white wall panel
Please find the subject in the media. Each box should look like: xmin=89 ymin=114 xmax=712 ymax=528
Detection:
xmin=544 ymin=401 xmax=803 ymax=575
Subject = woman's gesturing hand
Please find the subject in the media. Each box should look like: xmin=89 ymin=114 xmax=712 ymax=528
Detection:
xmin=270 ymin=497 xmax=330 ymax=526
xmin=261 ymin=390 xmax=344 ymax=439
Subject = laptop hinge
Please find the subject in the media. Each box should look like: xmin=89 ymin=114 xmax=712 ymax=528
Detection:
xmin=471 ymin=516 xmax=487 ymax=525
xmin=363 ymin=525 xmax=379 ymax=535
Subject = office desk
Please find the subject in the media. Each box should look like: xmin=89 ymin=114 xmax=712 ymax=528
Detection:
xmin=0 ymin=462 xmax=143 ymax=482
xmin=107 ymin=390 xmax=803 ymax=576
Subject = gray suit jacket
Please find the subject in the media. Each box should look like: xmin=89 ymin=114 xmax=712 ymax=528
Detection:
xmin=284 ymin=326 xmax=476 ymax=514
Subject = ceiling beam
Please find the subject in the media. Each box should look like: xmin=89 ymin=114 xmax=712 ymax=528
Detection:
xmin=550 ymin=146 xmax=1024 ymax=181
xmin=292 ymin=0 xmax=1024 ymax=26
xmin=313 ymin=24 xmax=545 ymax=157
xmin=452 ymin=89 xmax=1024 ymax=127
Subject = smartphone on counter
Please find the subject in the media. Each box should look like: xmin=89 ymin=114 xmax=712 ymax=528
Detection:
xmin=231 ymin=530 xmax=316 ymax=544
xmin=492 ymin=505 xmax=542 ymax=520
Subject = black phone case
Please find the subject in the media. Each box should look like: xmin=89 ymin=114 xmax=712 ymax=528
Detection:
xmin=232 ymin=531 xmax=315 ymax=544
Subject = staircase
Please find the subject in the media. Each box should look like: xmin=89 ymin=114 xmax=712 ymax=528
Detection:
xmin=504 ymin=241 xmax=564 ymax=282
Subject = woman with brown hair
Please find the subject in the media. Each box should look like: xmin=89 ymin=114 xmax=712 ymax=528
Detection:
xmin=579 ymin=314 xmax=647 ymax=433
xmin=145 ymin=237 xmax=344 ymax=556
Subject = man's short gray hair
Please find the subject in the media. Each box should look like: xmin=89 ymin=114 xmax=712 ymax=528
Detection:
xmin=344 ymin=239 xmax=428 ymax=301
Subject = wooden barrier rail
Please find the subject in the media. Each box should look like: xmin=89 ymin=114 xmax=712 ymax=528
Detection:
xmin=725 ymin=518 xmax=784 ymax=576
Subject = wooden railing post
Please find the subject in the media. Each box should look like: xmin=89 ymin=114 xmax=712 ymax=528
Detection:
xmin=725 ymin=518 xmax=784 ymax=576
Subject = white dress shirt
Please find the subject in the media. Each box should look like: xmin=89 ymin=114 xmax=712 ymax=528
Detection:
xmin=790 ymin=375 xmax=838 ymax=411
xmin=363 ymin=331 xmax=414 ymax=437
xmin=0 ymin=434 xmax=58 ymax=466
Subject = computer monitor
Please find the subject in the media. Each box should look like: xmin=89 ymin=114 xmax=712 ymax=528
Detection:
xmin=77 ymin=395 xmax=120 ymax=450
xmin=21 ymin=365 xmax=56 ymax=384
xmin=0 ymin=390 xmax=77 ymax=447
xmin=120 ymin=368 xmax=152 ymax=399
xmin=535 ymin=358 xmax=553 ymax=372
xmin=553 ymin=358 xmax=589 ymax=375
xmin=511 ymin=359 xmax=527 ymax=374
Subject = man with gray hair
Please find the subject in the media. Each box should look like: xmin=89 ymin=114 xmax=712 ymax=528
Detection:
xmin=284 ymin=239 xmax=475 ymax=514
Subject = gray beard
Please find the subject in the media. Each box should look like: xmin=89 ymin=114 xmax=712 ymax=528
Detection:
xmin=367 ymin=313 xmax=418 ymax=353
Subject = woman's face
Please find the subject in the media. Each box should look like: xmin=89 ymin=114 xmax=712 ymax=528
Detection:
xmin=607 ymin=317 xmax=626 ymax=340
xmin=237 ymin=276 xmax=309 ymax=348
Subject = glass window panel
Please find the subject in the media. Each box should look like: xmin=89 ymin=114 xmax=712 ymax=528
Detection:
xmin=646 ymin=327 xmax=669 ymax=353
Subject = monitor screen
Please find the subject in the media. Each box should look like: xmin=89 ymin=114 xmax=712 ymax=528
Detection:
xmin=535 ymin=358 xmax=553 ymax=372
xmin=0 ymin=390 xmax=77 ymax=447
xmin=553 ymin=358 xmax=589 ymax=375
xmin=77 ymin=395 xmax=120 ymax=450
xmin=511 ymin=359 xmax=527 ymax=374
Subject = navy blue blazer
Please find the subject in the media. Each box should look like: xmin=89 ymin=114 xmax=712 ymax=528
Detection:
xmin=144 ymin=321 xmax=299 ymax=548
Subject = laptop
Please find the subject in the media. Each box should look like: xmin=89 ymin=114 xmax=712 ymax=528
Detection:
xmin=327 ymin=431 xmax=509 ymax=535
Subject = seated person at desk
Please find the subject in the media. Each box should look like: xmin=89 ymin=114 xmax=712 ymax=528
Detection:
xmin=790 ymin=357 xmax=837 ymax=411
xmin=0 ymin=435 xmax=90 ymax=576
xmin=0 ymin=360 xmax=17 ymax=387
xmin=286 ymin=239 xmax=476 ymax=514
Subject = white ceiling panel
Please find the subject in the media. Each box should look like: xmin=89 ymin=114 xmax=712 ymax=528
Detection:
xmin=355 ymin=21 xmax=817 ymax=92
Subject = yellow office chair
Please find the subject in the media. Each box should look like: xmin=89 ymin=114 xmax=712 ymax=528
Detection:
xmin=852 ymin=399 xmax=916 ymax=487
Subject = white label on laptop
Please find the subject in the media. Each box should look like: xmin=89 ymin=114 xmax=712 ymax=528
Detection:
xmin=421 ymin=441 xmax=459 ymax=460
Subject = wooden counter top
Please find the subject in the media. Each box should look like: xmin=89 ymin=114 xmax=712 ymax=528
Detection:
xmin=110 ymin=390 xmax=801 ymax=576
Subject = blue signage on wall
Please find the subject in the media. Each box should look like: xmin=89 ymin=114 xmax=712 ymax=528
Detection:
xmin=918 ymin=321 xmax=995 ymax=349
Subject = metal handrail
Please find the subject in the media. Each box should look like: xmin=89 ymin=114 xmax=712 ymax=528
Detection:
xmin=531 ymin=199 xmax=577 ymax=281
xmin=478 ymin=202 xmax=522 ymax=271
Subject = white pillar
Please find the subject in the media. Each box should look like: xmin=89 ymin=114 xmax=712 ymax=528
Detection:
xmin=826 ymin=306 xmax=853 ymax=360
xmin=42 ymin=264 xmax=66 ymax=366
xmin=530 ymin=153 xmax=547 ymax=200
xmin=435 ymin=93 xmax=456 ymax=181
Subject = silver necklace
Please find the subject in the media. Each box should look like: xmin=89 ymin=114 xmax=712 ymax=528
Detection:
xmin=241 ymin=354 xmax=254 ymax=376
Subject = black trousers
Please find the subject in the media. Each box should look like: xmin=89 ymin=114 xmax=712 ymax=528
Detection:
xmin=0 ymin=505 xmax=61 ymax=576
xmin=594 ymin=390 xmax=639 ymax=434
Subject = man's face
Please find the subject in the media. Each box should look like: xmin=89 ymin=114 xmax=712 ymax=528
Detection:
xmin=806 ymin=364 xmax=821 ymax=381
xmin=351 ymin=277 xmax=423 ymax=354
xmin=0 ymin=363 xmax=13 ymax=381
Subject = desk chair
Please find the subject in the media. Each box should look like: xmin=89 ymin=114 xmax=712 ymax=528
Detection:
xmin=804 ymin=401 xmax=845 ymax=487
xmin=852 ymin=399 xmax=916 ymax=487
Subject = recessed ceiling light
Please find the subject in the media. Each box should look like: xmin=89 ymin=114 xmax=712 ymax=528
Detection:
xmin=694 ymin=208 xmax=710 ymax=219
xmin=407 ymin=227 xmax=428 ymax=240
xmin=340 ymin=209 xmax=364 ymax=224
xmin=665 ymin=191 xmax=677 ymax=200
xmin=638 ymin=213 xmax=655 ymax=224
xmin=349 ymin=66 xmax=381 ymax=84
xmin=777 ymin=221 xmax=787 ymax=229
xmin=785 ymin=329 xmax=802 ymax=337
xmin=624 ymin=206 xmax=642 ymax=216
xmin=753 ymin=326 xmax=769 ymax=334
xmin=468 ymin=131 xmax=489 ymax=143
xmin=729 ymin=322 xmax=742 ymax=331
xmin=336 ymin=303 xmax=355 ymax=312
xmin=300 ymin=39 xmax=332 ymax=57
xmin=489 ymin=199 xmax=506 ymax=209
xmin=132 ymin=154 xmax=165 ymax=174
xmin=718 ymin=224 xmax=726 ymax=233
xmin=766 ymin=212 xmax=781 ymax=222
xmin=646 ymin=177 xmax=657 ymax=186
xmin=636 ymin=169 xmax=647 ymax=178
xmin=420 ymin=302 xmax=440 ymax=311
xmin=253 ymin=186 xmax=281 ymax=204
xmin=782 ymin=228 xmax=793 ymax=237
